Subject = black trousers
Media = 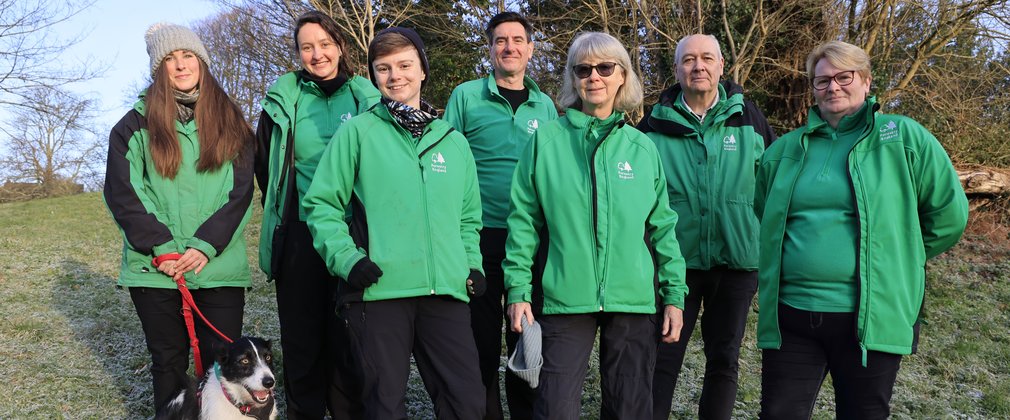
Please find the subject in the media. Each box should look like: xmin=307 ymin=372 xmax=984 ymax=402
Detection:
xmin=342 ymin=296 xmax=486 ymax=420
xmin=653 ymin=268 xmax=757 ymax=420
xmin=469 ymin=228 xmax=537 ymax=420
xmin=129 ymin=285 xmax=244 ymax=413
xmin=536 ymin=312 xmax=657 ymax=420
xmin=759 ymin=304 xmax=903 ymax=420
xmin=275 ymin=220 xmax=363 ymax=420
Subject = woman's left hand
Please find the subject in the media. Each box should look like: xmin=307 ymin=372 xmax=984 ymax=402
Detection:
xmin=171 ymin=248 xmax=208 ymax=280
xmin=661 ymin=305 xmax=684 ymax=343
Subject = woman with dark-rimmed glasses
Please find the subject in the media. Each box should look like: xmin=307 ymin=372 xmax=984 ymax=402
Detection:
xmin=504 ymin=31 xmax=688 ymax=419
xmin=754 ymin=40 xmax=968 ymax=419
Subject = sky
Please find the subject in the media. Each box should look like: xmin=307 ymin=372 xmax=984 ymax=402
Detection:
xmin=61 ymin=0 xmax=223 ymax=131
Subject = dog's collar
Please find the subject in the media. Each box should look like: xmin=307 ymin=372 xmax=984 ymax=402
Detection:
xmin=213 ymin=365 xmax=275 ymax=420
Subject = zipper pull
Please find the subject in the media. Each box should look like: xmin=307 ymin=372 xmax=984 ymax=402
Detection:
xmin=860 ymin=343 xmax=868 ymax=367
xmin=420 ymin=162 xmax=427 ymax=183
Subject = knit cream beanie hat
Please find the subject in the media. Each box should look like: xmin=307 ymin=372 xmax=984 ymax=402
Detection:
xmin=145 ymin=22 xmax=211 ymax=76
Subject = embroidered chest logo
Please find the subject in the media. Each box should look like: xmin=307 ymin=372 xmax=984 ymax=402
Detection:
xmin=723 ymin=134 xmax=738 ymax=151
xmin=340 ymin=112 xmax=353 ymax=122
xmin=617 ymin=161 xmax=635 ymax=180
xmin=527 ymin=119 xmax=540 ymax=134
xmin=431 ymin=152 xmax=447 ymax=173
xmin=879 ymin=121 xmax=900 ymax=142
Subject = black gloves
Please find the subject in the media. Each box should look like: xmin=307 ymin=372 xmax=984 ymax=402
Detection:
xmin=347 ymin=258 xmax=383 ymax=289
xmin=467 ymin=270 xmax=486 ymax=297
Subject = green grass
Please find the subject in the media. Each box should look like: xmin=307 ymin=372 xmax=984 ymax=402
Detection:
xmin=1 ymin=192 xmax=1008 ymax=419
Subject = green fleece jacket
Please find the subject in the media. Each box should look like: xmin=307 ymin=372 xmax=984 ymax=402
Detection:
xmin=443 ymin=75 xmax=558 ymax=228
xmin=104 ymin=97 xmax=254 ymax=289
xmin=755 ymin=97 xmax=969 ymax=359
xmin=254 ymin=72 xmax=380 ymax=279
xmin=504 ymin=109 xmax=688 ymax=314
xmin=639 ymin=81 xmax=776 ymax=270
xmin=303 ymin=103 xmax=483 ymax=303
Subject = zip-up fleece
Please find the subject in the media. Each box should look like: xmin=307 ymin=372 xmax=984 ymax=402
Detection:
xmin=755 ymin=97 xmax=968 ymax=358
xmin=303 ymin=103 xmax=483 ymax=303
xmin=254 ymin=72 xmax=380 ymax=279
xmin=504 ymin=109 xmax=688 ymax=314
xmin=104 ymin=97 xmax=254 ymax=289
xmin=639 ymin=81 xmax=776 ymax=270
xmin=443 ymin=75 xmax=558 ymax=228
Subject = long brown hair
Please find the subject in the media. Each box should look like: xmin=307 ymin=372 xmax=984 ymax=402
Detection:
xmin=146 ymin=58 xmax=253 ymax=179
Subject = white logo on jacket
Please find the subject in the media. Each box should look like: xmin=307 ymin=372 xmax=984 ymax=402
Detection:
xmin=431 ymin=152 xmax=447 ymax=173
xmin=880 ymin=121 xmax=900 ymax=141
xmin=527 ymin=119 xmax=540 ymax=134
xmin=723 ymin=134 xmax=738 ymax=151
xmin=617 ymin=161 xmax=634 ymax=180
xmin=340 ymin=112 xmax=353 ymax=122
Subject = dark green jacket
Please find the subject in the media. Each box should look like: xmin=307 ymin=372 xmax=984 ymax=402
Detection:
xmin=104 ymin=97 xmax=254 ymax=289
xmin=444 ymin=75 xmax=558 ymax=228
xmin=639 ymin=81 xmax=775 ymax=270
xmin=303 ymin=104 xmax=483 ymax=303
xmin=254 ymin=72 xmax=380 ymax=279
xmin=504 ymin=109 xmax=688 ymax=314
xmin=755 ymin=97 xmax=969 ymax=359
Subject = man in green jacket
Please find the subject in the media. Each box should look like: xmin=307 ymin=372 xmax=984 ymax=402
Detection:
xmin=638 ymin=34 xmax=776 ymax=420
xmin=443 ymin=11 xmax=557 ymax=420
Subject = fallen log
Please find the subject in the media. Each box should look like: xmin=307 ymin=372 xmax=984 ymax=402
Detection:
xmin=958 ymin=167 xmax=1010 ymax=196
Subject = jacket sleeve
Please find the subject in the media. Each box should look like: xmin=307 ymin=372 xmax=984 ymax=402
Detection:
xmin=911 ymin=124 xmax=969 ymax=259
xmin=443 ymin=86 xmax=466 ymax=132
xmin=188 ymin=140 xmax=255 ymax=259
xmin=646 ymin=143 xmax=688 ymax=309
xmin=303 ymin=123 xmax=365 ymax=280
xmin=503 ymin=132 xmax=545 ymax=305
xmin=459 ymin=137 xmax=484 ymax=272
xmin=254 ymin=110 xmax=276 ymax=208
xmin=103 ymin=111 xmax=178 ymax=257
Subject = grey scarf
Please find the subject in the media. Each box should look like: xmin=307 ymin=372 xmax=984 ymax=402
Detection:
xmin=174 ymin=89 xmax=199 ymax=122
xmin=382 ymin=97 xmax=438 ymax=138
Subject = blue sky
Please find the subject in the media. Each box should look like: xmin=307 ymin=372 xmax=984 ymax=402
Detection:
xmin=62 ymin=0 xmax=222 ymax=130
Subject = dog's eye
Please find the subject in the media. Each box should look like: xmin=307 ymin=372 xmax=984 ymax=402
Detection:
xmin=265 ymin=355 xmax=272 ymax=361
xmin=241 ymin=358 xmax=250 ymax=365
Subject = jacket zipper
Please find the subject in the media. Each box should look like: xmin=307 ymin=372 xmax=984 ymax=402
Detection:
xmin=846 ymin=116 xmax=875 ymax=367
xmin=588 ymin=122 xmax=607 ymax=311
xmin=416 ymin=128 xmax=455 ymax=294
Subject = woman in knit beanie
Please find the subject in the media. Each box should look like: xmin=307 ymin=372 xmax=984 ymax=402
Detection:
xmin=253 ymin=10 xmax=380 ymax=419
xmin=301 ymin=27 xmax=487 ymax=419
xmin=103 ymin=22 xmax=256 ymax=416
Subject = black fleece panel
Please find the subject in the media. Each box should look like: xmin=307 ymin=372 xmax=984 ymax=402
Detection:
xmin=103 ymin=109 xmax=174 ymax=255
xmin=253 ymin=109 xmax=276 ymax=208
xmin=192 ymin=141 xmax=255 ymax=256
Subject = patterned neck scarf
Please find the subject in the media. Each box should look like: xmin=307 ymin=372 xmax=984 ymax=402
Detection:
xmin=382 ymin=97 xmax=438 ymax=138
xmin=174 ymin=89 xmax=199 ymax=122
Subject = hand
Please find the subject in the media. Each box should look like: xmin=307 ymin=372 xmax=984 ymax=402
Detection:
xmin=507 ymin=302 xmax=534 ymax=333
xmin=156 ymin=259 xmax=177 ymax=276
xmin=661 ymin=305 xmax=684 ymax=343
xmin=347 ymin=257 xmax=383 ymax=289
xmin=466 ymin=270 xmax=486 ymax=297
xmin=172 ymin=248 xmax=209 ymax=280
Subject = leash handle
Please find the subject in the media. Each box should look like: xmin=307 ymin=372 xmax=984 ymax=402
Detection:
xmin=152 ymin=253 xmax=235 ymax=378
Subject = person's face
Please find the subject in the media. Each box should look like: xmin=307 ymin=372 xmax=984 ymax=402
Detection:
xmin=574 ymin=58 xmax=625 ymax=118
xmin=372 ymin=47 xmax=426 ymax=109
xmin=489 ymin=21 xmax=533 ymax=78
xmin=675 ymin=36 xmax=724 ymax=96
xmin=164 ymin=50 xmax=201 ymax=93
xmin=297 ymin=22 xmax=342 ymax=80
xmin=813 ymin=58 xmax=870 ymax=123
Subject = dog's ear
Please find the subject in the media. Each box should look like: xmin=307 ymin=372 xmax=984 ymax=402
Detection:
xmin=263 ymin=339 xmax=272 ymax=350
xmin=214 ymin=340 xmax=230 ymax=364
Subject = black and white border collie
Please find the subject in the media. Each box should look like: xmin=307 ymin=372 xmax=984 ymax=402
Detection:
xmin=156 ymin=337 xmax=277 ymax=420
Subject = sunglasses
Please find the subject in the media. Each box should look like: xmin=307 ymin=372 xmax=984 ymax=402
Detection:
xmin=573 ymin=62 xmax=620 ymax=79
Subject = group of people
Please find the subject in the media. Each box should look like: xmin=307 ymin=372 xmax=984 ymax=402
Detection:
xmin=103 ymin=9 xmax=969 ymax=420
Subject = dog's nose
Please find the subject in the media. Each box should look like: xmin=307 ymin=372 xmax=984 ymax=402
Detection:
xmin=263 ymin=376 xmax=275 ymax=389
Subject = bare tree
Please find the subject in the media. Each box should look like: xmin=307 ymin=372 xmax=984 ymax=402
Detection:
xmin=0 ymin=0 xmax=99 ymax=109
xmin=0 ymin=87 xmax=103 ymax=197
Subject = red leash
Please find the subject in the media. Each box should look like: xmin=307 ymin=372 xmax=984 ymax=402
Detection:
xmin=152 ymin=253 xmax=234 ymax=378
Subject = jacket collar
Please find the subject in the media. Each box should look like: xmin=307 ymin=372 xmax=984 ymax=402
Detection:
xmin=646 ymin=80 xmax=744 ymax=136
xmin=564 ymin=107 xmax=625 ymax=129
xmin=804 ymin=96 xmax=880 ymax=135
xmin=485 ymin=74 xmax=548 ymax=105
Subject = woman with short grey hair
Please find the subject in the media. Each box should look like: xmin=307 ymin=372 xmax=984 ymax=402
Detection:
xmin=504 ymin=31 xmax=688 ymax=419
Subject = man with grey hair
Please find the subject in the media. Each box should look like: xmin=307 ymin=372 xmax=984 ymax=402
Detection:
xmin=638 ymin=33 xmax=776 ymax=420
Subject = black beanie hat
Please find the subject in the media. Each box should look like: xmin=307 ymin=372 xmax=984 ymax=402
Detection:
xmin=367 ymin=27 xmax=430 ymax=90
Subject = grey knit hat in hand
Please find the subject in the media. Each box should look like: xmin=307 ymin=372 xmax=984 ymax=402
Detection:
xmin=507 ymin=315 xmax=543 ymax=388
xmin=145 ymin=22 xmax=211 ymax=76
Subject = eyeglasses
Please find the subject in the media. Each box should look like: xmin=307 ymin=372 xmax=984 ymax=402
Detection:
xmin=573 ymin=62 xmax=620 ymax=79
xmin=812 ymin=70 xmax=856 ymax=91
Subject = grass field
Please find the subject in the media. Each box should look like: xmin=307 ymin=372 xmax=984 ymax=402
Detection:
xmin=2 ymin=192 xmax=1008 ymax=419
